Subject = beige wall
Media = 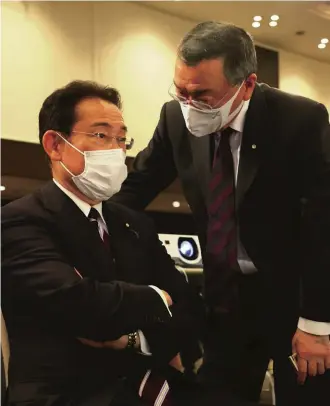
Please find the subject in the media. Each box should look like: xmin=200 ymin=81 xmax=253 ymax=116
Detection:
xmin=1 ymin=1 xmax=329 ymax=156
xmin=279 ymin=50 xmax=330 ymax=109
xmin=93 ymin=2 xmax=192 ymax=155
xmin=1 ymin=1 xmax=94 ymax=144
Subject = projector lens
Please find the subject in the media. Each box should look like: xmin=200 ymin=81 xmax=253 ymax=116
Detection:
xmin=180 ymin=241 xmax=194 ymax=258
xmin=178 ymin=237 xmax=198 ymax=261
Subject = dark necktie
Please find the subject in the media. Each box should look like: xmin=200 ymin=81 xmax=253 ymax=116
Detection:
xmin=206 ymin=128 xmax=239 ymax=310
xmin=88 ymin=207 xmax=110 ymax=250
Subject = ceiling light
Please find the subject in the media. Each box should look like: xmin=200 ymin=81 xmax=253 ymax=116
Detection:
xmin=172 ymin=201 xmax=181 ymax=208
xmin=318 ymin=43 xmax=326 ymax=49
xmin=270 ymin=15 xmax=280 ymax=21
xmin=269 ymin=21 xmax=278 ymax=27
xmin=0 ymin=185 xmax=6 ymax=191
xmin=253 ymin=16 xmax=262 ymax=22
xmin=252 ymin=22 xmax=261 ymax=28
xmin=321 ymin=38 xmax=329 ymax=44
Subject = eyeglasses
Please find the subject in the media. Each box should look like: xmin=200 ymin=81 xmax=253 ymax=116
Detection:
xmin=71 ymin=131 xmax=134 ymax=150
xmin=168 ymin=82 xmax=242 ymax=111
xmin=168 ymin=83 xmax=219 ymax=111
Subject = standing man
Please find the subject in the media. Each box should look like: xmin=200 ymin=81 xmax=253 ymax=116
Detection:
xmin=112 ymin=21 xmax=330 ymax=405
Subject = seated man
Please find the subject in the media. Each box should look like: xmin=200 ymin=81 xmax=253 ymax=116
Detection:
xmin=2 ymin=81 xmax=206 ymax=406
xmin=2 ymin=81 xmax=257 ymax=406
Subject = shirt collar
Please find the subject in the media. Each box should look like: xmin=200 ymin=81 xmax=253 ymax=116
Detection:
xmin=229 ymin=99 xmax=250 ymax=133
xmin=53 ymin=179 xmax=105 ymax=222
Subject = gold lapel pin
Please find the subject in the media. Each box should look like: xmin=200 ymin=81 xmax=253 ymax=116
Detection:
xmin=252 ymin=144 xmax=257 ymax=149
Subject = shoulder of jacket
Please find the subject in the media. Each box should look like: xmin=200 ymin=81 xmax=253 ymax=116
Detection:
xmin=1 ymin=191 xmax=46 ymax=231
xmin=259 ymin=82 xmax=322 ymax=112
xmin=162 ymin=100 xmax=182 ymax=118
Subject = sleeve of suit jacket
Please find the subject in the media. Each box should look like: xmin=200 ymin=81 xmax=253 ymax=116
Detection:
xmin=138 ymin=216 xmax=206 ymax=364
xmin=298 ymin=103 xmax=330 ymax=322
xmin=112 ymin=103 xmax=178 ymax=209
xmin=1 ymin=209 xmax=172 ymax=341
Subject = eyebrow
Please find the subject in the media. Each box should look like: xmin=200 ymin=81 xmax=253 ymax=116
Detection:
xmin=91 ymin=122 xmax=128 ymax=132
xmin=173 ymin=81 xmax=211 ymax=98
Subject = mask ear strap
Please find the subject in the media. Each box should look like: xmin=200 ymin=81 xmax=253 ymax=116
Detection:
xmin=56 ymin=132 xmax=84 ymax=177
xmin=233 ymin=81 xmax=245 ymax=98
xmin=60 ymin=161 xmax=75 ymax=177
xmin=56 ymin=132 xmax=84 ymax=156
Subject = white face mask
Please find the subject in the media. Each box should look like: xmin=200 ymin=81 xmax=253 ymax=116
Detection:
xmin=180 ymin=83 xmax=245 ymax=137
xmin=57 ymin=133 xmax=127 ymax=201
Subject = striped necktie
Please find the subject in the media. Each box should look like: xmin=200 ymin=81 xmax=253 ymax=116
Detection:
xmin=206 ymin=128 xmax=239 ymax=310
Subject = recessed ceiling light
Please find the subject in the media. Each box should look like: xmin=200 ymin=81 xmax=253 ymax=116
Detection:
xmin=252 ymin=21 xmax=261 ymax=28
xmin=318 ymin=43 xmax=326 ymax=49
xmin=172 ymin=201 xmax=181 ymax=208
xmin=0 ymin=185 xmax=6 ymax=191
xmin=269 ymin=21 xmax=278 ymax=27
xmin=253 ymin=16 xmax=262 ymax=22
xmin=270 ymin=15 xmax=280 ymax=21
xmin=321 ymin=38 xmax=329 ymax=44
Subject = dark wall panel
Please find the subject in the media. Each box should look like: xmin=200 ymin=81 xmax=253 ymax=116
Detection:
xmin=255 ymin=45 xmax=279 ymax=88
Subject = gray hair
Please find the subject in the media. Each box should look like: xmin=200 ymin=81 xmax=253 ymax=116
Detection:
xmin=178 ymin=21 xmax=257 ymax=86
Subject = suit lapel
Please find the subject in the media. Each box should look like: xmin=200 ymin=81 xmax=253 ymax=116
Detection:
xmin=102 ymin=203 xmax=149 ymax=283
xmin=40 ymin=182 xmax=114 ymax=281
xmin=236 ymin=84 xmax=267 ymax=210
xmin=188 ymin=84 xmax=268 ymax=211
xmin=189 ymin=133 xmax=212 ymax=200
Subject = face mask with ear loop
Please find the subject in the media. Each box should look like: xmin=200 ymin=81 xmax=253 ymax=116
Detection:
xmin=56 ymin=133 xmax=127 ymax=201
xmin=180 ymin=82 xmax=245 ymax=137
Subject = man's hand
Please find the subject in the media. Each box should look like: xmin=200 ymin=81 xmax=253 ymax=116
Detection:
xmin=161 ymin=290 xmax=173 ymax=306
xmin=78 ymin=334 xmax=140 ymax=350
xmin=292 ymin=328 xmax=330 ymax=384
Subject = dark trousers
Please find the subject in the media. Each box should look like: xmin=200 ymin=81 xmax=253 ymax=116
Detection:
xmin=111 ymin=378 xmax=258 ymax=406
xmin=198 ymin=273 xmax=330 ymax=406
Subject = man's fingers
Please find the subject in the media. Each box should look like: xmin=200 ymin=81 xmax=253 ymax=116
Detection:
xmin=317 ymin=360 xmax=326 ymax=375
xmin=325 ymin=355 xmax=330 ymax=370
xmin=307 ymin=359 xmax=318 ymax=377
xmin=297 ymin=357 xmax=308 ymax=385
xmin=292 ymin=340 xmax=297 ymax=357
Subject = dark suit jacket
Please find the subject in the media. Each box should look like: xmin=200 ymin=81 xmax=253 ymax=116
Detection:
xmin=1 ymin=182 xmax=205 ymax=405
xmin=112 ymin=83 xmax=330 ymax=326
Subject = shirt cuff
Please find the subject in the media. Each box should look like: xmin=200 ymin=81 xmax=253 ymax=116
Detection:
xmin=137 ymin=330 xmax=152 ymax=356
xmin=298 ymin=317 xmax=330 ymax=335
xmin=148 ymin=285 xmax=172 ymax=317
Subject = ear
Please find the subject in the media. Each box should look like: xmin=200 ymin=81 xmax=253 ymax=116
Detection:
xmin=42 ymin=131 xmax=64 ymax=162
xmin=243 ymin=74 xmax=257 ymax=101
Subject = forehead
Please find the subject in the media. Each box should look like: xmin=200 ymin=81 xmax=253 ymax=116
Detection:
xmin=174 ymin=58 xmax=228 ymax=91
xmin=74 ymin=97 xmax=124 ymax=126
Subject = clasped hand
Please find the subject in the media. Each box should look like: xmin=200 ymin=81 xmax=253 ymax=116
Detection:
xmin=292 ymin=328 xmax=330 ymax=384
xmin=77 ymin=289 xmax=172 ymax=351
xmin=77 ymin=290 xmax=183 ymax=370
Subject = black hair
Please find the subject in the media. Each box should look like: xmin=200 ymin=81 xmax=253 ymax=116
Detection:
xmin=38 ymin=80 xmax=121 ymax=144
xmin=178 ymin=21 xmax=257 ymax=85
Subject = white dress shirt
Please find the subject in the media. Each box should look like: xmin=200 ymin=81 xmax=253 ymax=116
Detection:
xmin=53 ymin=179 xmax=172 ymax=353
xmin=217 ymin=102 xmax=330 ymax=336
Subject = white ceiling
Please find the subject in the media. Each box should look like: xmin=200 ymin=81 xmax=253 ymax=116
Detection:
xmin=142 ymin=1 xmax=330 ymax=64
